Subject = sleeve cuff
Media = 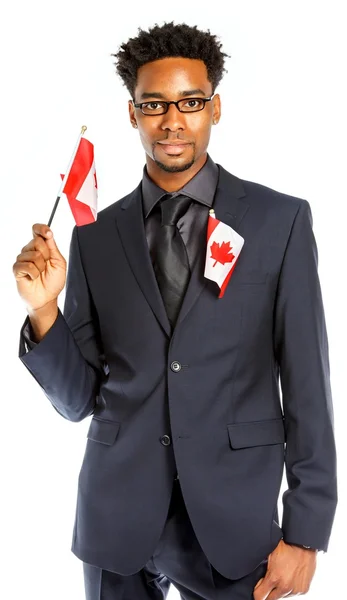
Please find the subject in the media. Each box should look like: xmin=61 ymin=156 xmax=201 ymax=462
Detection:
xmin=284 ymin=541 xmax=323 ymax=553
xmin=22 ymin=319 xmax=38 ymax=352
xmin=19 ymin=310 xmax=60 ymax=357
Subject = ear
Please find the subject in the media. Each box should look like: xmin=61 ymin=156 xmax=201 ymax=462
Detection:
xmin=212 ymin=93 xmax=221 ymax=125
xmin=128 ymin=99 xmax=138 ymax=128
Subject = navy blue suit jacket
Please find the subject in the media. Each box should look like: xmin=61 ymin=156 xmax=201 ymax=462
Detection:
xmin=19 ymin=164 xmax=337 ymax=579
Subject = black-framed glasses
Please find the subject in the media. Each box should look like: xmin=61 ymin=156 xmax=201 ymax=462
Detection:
xmin=132 ymin=95 xmax=214 ymax=115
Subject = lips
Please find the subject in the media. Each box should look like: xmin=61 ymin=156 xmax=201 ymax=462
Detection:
xmin=157 ymin=142 xmax=190 ymax=155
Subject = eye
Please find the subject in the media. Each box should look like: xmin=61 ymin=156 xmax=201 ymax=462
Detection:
xmin=144 ymin=102 xmax=164 ymax=110
xmin=180 ymin=98 xmax=205 ymax=112
xmin=185 ymin=99 xmax=200 ymax=107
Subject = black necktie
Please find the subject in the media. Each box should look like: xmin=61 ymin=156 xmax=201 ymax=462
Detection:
xmin=153 ymin=194 xmax=192 ymax=328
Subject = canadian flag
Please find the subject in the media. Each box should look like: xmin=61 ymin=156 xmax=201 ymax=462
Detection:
xmin=204 ymin=209 xmax=244 ymax=298
xmin=60 ymin=137 xmax=97 ymax=226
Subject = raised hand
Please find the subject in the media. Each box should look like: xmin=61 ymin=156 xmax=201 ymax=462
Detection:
xmin=13 ymin=223 xmax=67 ymax=312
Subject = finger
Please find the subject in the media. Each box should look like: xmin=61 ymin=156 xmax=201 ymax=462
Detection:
xmin=21 ymin=237 xmax=50 ymax=261
xmin=266 ymin=588 xmax=293 ymax=600
xmin=13 ymin=260 xmax=41 ymax=280
xmin=16 ymin=250 xmax=46 ymax=273
xmin=265 ymin=590 xmax=281 ymax=600
xmin=32 ymin=223 xmax=52 ymax=241
xmin=253 ymin=580 xmax=275 ymax=600
xmin=254 ymin=576 xmax=264 ymax=591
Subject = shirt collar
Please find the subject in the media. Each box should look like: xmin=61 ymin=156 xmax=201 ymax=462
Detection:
xmin=141 ymin=153 xmax=219 ymax=219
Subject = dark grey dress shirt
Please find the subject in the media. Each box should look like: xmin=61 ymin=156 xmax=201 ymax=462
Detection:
xmin=22 ymin=153 xmax=219 ymax=352
xmin=142 ymin=153 xmax=218 ymax=271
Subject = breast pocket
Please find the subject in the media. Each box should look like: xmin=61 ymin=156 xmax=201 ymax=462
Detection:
xmin=234 ymin=269 xmax=268 ymax=285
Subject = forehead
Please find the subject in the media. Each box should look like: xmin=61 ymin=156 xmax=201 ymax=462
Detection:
xmin=135 ymin=57 xmax=212 ymax=99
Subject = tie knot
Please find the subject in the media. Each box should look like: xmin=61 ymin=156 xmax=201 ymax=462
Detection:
xmin=160 ymin=194 xmax=192 ymax=226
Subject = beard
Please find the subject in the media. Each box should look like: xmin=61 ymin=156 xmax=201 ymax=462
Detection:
xmin=152 ymin=143 xmax=196 ymax=173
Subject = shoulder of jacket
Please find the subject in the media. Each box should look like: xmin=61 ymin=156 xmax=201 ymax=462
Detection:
xmin=242 ymin=177 xmax=309 ymax=212
xmin=218 ymin=163 xmax=309 ymax=216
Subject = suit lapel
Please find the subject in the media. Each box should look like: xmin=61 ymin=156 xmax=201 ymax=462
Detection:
xmin=175 ymin=165 xmax=249 ymax=327
xmin=115 ymin=165 xmax=250 ymax=338
xmin=116 ymin=182 xmax=172 ymax=337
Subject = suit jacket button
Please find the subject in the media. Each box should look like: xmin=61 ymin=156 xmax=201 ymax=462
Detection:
xmin=170 ymin=361 xmax=181 ymax=372
xmin=160 ymin=435 xmax=171 ymax=446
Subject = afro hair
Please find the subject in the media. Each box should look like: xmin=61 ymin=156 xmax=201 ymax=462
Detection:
xmin=112 ymin=21 xmax=230 ymax=99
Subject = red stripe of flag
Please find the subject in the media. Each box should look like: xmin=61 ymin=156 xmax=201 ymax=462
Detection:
xmin=62 ymin=138 xmax=94 ymax=198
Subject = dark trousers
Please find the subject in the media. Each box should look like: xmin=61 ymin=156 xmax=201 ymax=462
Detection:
xmin=83 ymin=479 xmax=268 ymax=600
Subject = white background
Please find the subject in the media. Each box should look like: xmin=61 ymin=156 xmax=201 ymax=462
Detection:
xmin=1 ymin=1 xmax=346 ymax=598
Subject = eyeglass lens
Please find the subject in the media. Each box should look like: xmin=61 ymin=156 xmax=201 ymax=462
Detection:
xmin=141 ymin=98 xmax=206 ymax=115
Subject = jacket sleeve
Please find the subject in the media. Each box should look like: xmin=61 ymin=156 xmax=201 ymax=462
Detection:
xmin=273 ymin=199 xmax=337 ymax=552
xmin=21 ymin=319 xmax=38 ymax=352
xmin=19 ymin=225 xmax=106 ymax=422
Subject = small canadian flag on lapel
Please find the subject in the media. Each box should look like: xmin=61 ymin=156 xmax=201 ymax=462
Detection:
xmin=204 ymin=209 xmax=245 ymax=298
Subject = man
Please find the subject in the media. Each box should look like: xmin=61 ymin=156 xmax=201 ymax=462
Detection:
xmin=13 ymin=22 xmax=337 ymax=600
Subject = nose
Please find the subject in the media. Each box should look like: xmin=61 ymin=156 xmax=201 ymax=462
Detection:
xmin=160 ymin=103 xmax=185 ymax=132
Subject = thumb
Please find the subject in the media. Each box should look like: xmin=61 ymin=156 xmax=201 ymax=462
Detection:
xmin=45 ymin=229 xmax=63 ymax=260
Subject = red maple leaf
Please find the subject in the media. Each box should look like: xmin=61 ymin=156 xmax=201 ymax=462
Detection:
xmin=210 ymin=240 xmax=235 ymax=267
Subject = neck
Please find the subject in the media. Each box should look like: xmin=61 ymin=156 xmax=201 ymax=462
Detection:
xmin=145 ymin=152 xmax=208 ymax=192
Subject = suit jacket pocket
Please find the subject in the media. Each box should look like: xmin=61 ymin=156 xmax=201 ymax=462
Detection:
xmin=236 ymin=269 xmax=268 ymax=285
xmin=227 ymin=418 xmax=285 ymax=449
xmin=87 ymin=417 xmax=121 ymax=445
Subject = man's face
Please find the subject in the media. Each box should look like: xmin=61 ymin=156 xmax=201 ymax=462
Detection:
xmin=128 ymin=57 xmax=221 ymax=173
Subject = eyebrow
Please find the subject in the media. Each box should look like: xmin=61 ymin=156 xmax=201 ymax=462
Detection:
xmin=139 ymin=88 xmax=207 ymax=100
